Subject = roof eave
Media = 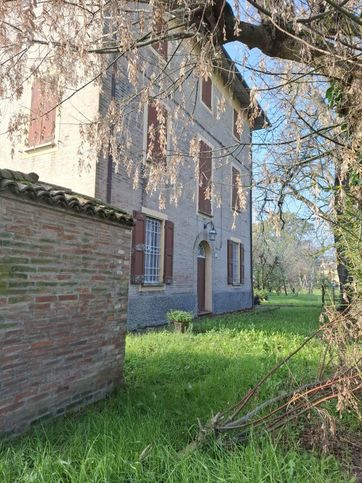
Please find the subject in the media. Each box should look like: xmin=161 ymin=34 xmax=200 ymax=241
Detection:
xmin=217 ymin=47 xmax=270 ymax=131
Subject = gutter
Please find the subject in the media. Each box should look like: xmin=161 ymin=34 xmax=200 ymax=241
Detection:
xmin=249 ymin=131 xmax=254 ymax=308
xmin=106 ymin=57 xmax=117 ymax=204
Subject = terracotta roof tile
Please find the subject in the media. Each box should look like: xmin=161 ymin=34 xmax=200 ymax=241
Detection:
xmin=0 ymin=169 xmax=133 ymax=227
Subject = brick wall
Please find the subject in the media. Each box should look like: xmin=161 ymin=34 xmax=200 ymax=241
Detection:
xmin=0 ymin=190 xmax=132 ymax=436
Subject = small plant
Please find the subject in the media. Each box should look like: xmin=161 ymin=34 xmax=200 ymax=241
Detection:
xmin=254 ymin=289 xmax=269 ymax=305
xmin=166 ymin=310 xmax=193 ymax=323
xmin=166 ymin=310 xmax=193 ymax=333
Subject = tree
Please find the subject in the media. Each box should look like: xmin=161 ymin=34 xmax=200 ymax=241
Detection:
xmin=253 ymin=214 xmax=324 ymax=294
xmin=0 ymin=1 xmax=360 ymax=303
xmin=1 ymin=0 xmax=360 ymax=451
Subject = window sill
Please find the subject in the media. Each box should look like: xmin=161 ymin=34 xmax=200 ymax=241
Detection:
xmin=139 ymin=284 xmax=166 ymax=292
xmin=198 ymin=210 xmax=213 ymax=218
xmin=201 ymin=100 xmax=213 ymax=114
xmin=22 ymin=142 xmax=57 ymax=158
xmin=150 ymin=46 xmax=168 ymax=64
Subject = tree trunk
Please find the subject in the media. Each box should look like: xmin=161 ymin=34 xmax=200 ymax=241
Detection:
xmin=334 ymin=172 xmax=353 ymax=309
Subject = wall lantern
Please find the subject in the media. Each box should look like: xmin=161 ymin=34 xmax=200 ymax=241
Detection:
xmin=204 ymin=221 xmax=217 ymax=242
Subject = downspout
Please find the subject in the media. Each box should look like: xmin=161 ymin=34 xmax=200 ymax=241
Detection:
xmin=249 ymin=131 xmax=254 ymax=308
xmin=106 ymin=58 xmax=117 ymax=204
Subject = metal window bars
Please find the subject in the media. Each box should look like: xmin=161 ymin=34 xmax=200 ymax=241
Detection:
xmin=144 ymin=217 xmax=161 ymax=284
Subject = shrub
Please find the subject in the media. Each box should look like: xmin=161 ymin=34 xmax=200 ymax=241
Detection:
xmin=254 ymin=289 xmax=269 ymax=304
xmin=166 ymin=310 xmax=194 ymax=323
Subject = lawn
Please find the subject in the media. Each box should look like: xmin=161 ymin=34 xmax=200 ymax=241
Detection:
xmin=265 ymin=291 xmax=322 ymax=307
xmin=0 ymin=303 xmax=353 ymax=482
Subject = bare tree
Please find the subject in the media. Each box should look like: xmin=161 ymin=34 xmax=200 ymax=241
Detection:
xmin=1 ymin=0 xmax=361 ymax=452
xmin=0 ymin=0 xmax=360 ymax=303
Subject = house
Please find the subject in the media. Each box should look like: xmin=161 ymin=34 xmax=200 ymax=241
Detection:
xmin=0 ymin=41 xmax=267 ymax=330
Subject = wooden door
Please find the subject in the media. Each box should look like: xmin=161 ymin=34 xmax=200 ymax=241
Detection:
xmin=197 ymin=247 xmax=206 ymax=313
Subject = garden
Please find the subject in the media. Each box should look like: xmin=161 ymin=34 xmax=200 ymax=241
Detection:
xmin=0 ymin=294 xmax=357 ymax=482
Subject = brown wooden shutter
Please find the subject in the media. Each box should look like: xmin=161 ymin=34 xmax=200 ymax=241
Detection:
xmin=198 ymin=140 xmax=212 ymax=215
xmin=28 ymin=81 xmax=56 ymax=147
xmin=147 ymin=103 xmax=167 ymax=164
xmin=131 ymin=210 xmax=146 ymax=284
xmin=163 ymin=220 xmax=174 ymax=284
xmin=41 ymin=93 xmax=56 ymax=144
xmin=232 ymin=167 xmax=241 ymax=212
xmin=227 ymin=240 xmax=233 ymax=284
xmin=201 ymin=77 xmax=212 ymax=110
xmin=152 ymin=40 xmax=168 ymax=60
xmin=233 ymin=109 xmax=240 ymax=140
xmin=28 ymin=82 xmax=42 ymax=147
xmin=240 ymin=243 xmax=245 ymax=284
xmin=151 ymin=15 xmax=168 ymax=60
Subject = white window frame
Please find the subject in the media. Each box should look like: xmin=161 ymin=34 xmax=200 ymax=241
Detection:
xmin=141 ymin=207 xmax=167 ymax=287
xmin=232 ymin=241 xmax=240 ymax=285
xmin=230 ymin=237 xmax=244 ymax=286
xmin=23 ymin=82 xmax=60 ymax=157
xmin=144 ymin=216 xmax=162 ymax=285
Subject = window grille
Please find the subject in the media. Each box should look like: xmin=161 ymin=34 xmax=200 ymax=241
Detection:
xmin=232 ymin=241 xmax=240 ymax=284
xmin=144 ymin=217 xmax=161 ymax=284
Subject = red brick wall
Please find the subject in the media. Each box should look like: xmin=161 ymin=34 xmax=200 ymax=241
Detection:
xmin=0 ymin=193 xmax=132 ymax=435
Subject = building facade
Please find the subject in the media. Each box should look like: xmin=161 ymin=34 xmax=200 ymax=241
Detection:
xmin=0 ymin=42 xmax=266 ymax=330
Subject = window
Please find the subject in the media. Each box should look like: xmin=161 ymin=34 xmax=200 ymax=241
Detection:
xmin=227 ymin=240 xmax=244 ymax=285
xmin=151 ymin=39 xmax=168 ymax=61
xmin=28 ymin=81 xmax=56 ymax=147
xmin=151 ymin=15 xmax=168 ymax=60
xmin=201 ymin=77 xmax=212 ymax=111
xmin=198 ymin=140 xmax=212 ymax=216
xmin=233 ymin=109 xmax=241 ymax=140
xmin=144 ymin=217 xmax=161 ymax=284
xmin=131 ymin=210 xmax=174 ymax=285
xmin=232 ymin=166 xmax=242 ymax=212
xmin=146 ymin=103 xmax=168 ymax=164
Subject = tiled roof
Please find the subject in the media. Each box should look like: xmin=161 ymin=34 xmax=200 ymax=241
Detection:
xmin=0 ymin=169 xmax=133 ymax=227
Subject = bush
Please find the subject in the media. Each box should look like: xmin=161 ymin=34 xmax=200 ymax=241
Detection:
xmin=166 ymin=310 xmax=194 ymax=323
xmin=254 ymin=289 xmax=269 ymax=304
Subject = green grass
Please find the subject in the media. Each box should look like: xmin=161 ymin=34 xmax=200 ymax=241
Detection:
xmin=265 ymin=291 xmax=322 ymax=307
xmin=0 ymin=304 xmax=353 ymax=482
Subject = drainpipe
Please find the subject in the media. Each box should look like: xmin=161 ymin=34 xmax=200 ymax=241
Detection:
xmin=249 ymin=131 xmax=254 ymax=308
xmin=106 ymin=58 xmax=117 ymax=204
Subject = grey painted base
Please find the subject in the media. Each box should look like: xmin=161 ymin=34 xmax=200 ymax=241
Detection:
xmin=213 ymin=290 xmax=253 ymax=314
xmin=127 ymin=290 xmax=253 ymax=330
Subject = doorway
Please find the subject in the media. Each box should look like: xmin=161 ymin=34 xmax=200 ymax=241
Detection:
xmin=197 ymin=241 xmax=212 ymax=314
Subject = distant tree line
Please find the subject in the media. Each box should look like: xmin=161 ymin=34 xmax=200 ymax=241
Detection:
xmin=253 ymin=214 xmax=335 ymax=295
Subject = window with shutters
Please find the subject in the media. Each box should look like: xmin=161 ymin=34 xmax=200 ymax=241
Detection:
xmin=28 ymin=81 xmax=57 ymax=148
xmin=151 ymin=14 xmax=168 ymax=60
xmin=198 ymin=140 xmax=212 ymax=216
xmin=233 ymin=109 xmax=241 ymax=140
xmin=146 ymin=103 xmax=168 ymax=165
xmin=131 ymin=210 xmax=174 ymax=286
xmin=232 ymin=166 xmax=242 ymax=213
xmin=201 ymin=77 xmax=212 ymax=111
xmin=227 ymin=239 xmax=245 ymax=285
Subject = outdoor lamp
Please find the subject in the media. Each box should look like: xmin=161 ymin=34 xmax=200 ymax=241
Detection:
xmin=204 ymin=221 xmax=217 ymax=241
